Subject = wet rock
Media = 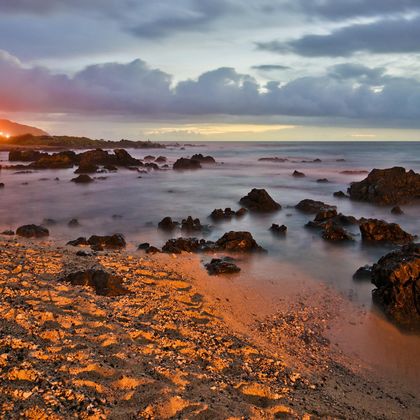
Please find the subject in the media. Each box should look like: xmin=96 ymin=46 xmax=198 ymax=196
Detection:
xmin=391 ymin=206 xmax=404 ymax=215
xmin=155 ymin=156 xmax=167 ymax=163
xmin=333 ymin=191 xmax=348 ymax=198
xmin=317 ymin=178 xmax=329 ymax=183
xmin=215 ymin=231 xmax=266 ymax=253
xmin=87 ymin=234 xmax=126 ymax=251
xmin=181 ymin=216 xmax=204 ymax=232
xmin=314 ymin=208 xmax=338 ymax=222
xmin=42 ymin=218 xmax=57 ymax=226
xmin=295 ymin=199 xmax=336 ymax=214
xmin=1 ymin=230 xmax=14 ymax=235
xmin=371 ymin=243 xmax=420 ymax=331
xmin=145 ymin=246 xmax=160 ymax=254
xmin=158 ymin=217 xmax=178 ymax=231
xmin=205 ymin=257 xmax=241 ymax=275
xmin=210 ymin=208 xmax=235 ymax=221
xmin=270 ymin=224 xmax=287 ymax=235
xmin=173 ymin=158 xmax=202 ymax=170
xmin=74 ymin=163 xmax=98 ymax=174
xmin=348 ymin=167 xmax=420 ymax=205
xmin=9 ymin=150 xmax=47 ymax=162
xmin=114 ymin=149 xmax=141 ymax=166
xmin=137 ymin=242 xmax=150 ymax=250
xmin=239 ymin=188 xmax=281 ymax=212
xmin=31 ymin=151 xmax=76 ymax=169
xmin=360 ymin=219 xmax=415 ymax=244
xmin=334 ymin=213 xmax=359 ymax=226
xmin=61 ymin=269 xmax=130 ymax=296
xmin=353 ymin=265 xmax=373 ymax=281
xmin=258 ymin=157 xmax=288 ymax=162
xmin=322 ymin=221 xmax=353 ymax=241
xmin=144 ymin=155 xmax=155 ymax=161
xmin=191 ymin=154 xmax=216 ymax=164
xmin=104 ymin=164 xmax=118 ymax=171
xmin=341 ymin=170 xmax=368 ymax=175
xmin=236 ymin=207 xmax=248 ymax=217
xmin=16 ymin=224 xmax=49 ymax=238
xmin=71 ymin=174 xmax=94 ymax=184
xmin=68 ymin=218 xmax=80 ymax=227
xmin=162 ymin=238 xmax=214 ymax=254
xmin=67 ymin=237 xmax=89 ymax=246
xmin=292 ymin=170 xmax=305 ymax=177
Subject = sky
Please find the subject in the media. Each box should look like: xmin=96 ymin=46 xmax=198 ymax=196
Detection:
xmin=0 ymin=0 xmax=420 ymax=141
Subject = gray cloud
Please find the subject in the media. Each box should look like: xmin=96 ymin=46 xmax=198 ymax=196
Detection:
xmin=252 ymin=64 xmax=291 ymax=72
xmin=259 ymin=16 xmax=420 ymax=57
xmin=1 ymin=51 xmax=420 ymax=126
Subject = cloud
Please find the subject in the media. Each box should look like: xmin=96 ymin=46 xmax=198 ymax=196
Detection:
xmin=2 ymin=51 xmax=420 ymax=126
xmin=251 ymin=64 xmax=291 ymax=72
xmin=258 ymin=16 xmax=420 ymax=57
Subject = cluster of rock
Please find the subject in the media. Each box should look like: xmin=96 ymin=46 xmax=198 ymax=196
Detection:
xmin=67 ymin=234 xmax=126 ymax=251
xmin=359 ymin=219 xmax=415 ymax=244
xmin=16 ymin=224 xmax=49 ymax=238
xmin=205 ymin=257 xmax=241 ymax=275
xmin=158 ymin=216 xmax=210 ymax=233
xmin=269 ymin=224 xmax=287 ymax=235
xmin=348 ymin=167 xmax=420 ymax=205
xmin=239 ymin=189 xmax=281 ymax=212
xmin=173 ymin=154 xmax=216 ymax=170
xmin=210 ymin=207 xmax=247 ymax=221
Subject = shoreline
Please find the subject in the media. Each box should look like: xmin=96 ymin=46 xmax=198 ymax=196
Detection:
xmin=1 ymin=235 xmax=418 ymax=418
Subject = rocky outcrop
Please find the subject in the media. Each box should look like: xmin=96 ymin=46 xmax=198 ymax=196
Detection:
xmin=181 ymin=216 xmax=204 ymax=233
xmin=371 ymin=243 xmax=420 ymax=331
xmin=322 ymin=221 xmax=354 ymax=242
xmin=333 ymin=191 xmax=348 ymax=198
xmin=9 ymin=150 xmax=46 ymax=162
xmin=348 ymin=167 xmax=420 ymax=205
xmin=191 ymin=154 xmax=216 ymax=164
xmin=87 ymin=234 xmax=126 ymax=251
xmin=317 ymin=178 xmax=329 ymax=183
xmin=162 ymin=238 xmax=214 ymax=254
xmin=258 ymin=157 xmax=288 ymax=162
xmin=61 ymin=269 xmax=130 ymax=296
xmin=173 ymin=158 xmax=201 ymax=170
xmin=295 ymin=199 xmax=336 ymax=214
xmin=353 ymin=265 xmax=373 ymax=281
xmin=158 ymin=217 xmax=178 ymax=231
xmin=71 ymin=174 xmax=94 ymax=184
xmin=215 ymin=231 xmax=266 ymax=253
xmin=270 ymin=224 xmax=287 ymax=235
xmin=210 ymin=207 xmax=247 ymax=221
xmin=31 ymin=151 xmax=76 ymax=169
xmin=16 ymin=224 xmax=49 ymax=238
xmin=391 ymin=206 xmax=404 ymax=215
xmin=292 ymin=170 xmax=305 ymax=177
xmin=205 ymin=257 xmax=241 ymax=275
xmin=359 ymin=219 xmax=415 ymax=244
xmin=239 ymin=189 xmax=281 ymax=212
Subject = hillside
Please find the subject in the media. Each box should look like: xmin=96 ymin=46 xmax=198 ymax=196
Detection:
xmin=0 ymin=119 xmax=48 ymax=137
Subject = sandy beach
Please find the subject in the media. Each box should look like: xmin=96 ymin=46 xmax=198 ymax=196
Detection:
xmin=1 ymin=235 xmax=418 ymax=419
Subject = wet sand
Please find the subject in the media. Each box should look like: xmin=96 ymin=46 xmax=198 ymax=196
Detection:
xmin=1 ymin=235 xmax=419 ymax=419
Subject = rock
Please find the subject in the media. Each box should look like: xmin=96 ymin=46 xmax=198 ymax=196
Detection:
xmin=87 ymin=234 xmax=126 ymax=251
xmin=16 ymin=224 xmax=49 ymax=238
xmin=0 ymin=183 xmax=4 ymax=188
xmin=258 ymin=157 xmax=288 ymax=162
xmin=9 ymin=150 xmax=46 ymax=162
xmin=353 ymin=265 xmax=373 ymax=281
xmin=360 ymin=219 xmax=415 ymax=244
xmin=76 ymin=250 xmax=91 ymax=257
xmin=68 ymin=218 xmax=80 ymax=227
xmin=1 ymin=230 xmax=14 ymax=235
xmin=236 ymin=207 xmax=248 ymax=217
xmin=371 ymin=243 xmax=420 ymax=331
xmin=162 ymin=238 xmax=214 ymax=254
xmin=74 ymin=163 xmax=98 ymax=174
xmin=348 ymin=167 xmax=420 ymax=205
xmin=205 ymin=257 xmax=241 ymax=275
xmin=155 ymin=156 xmax=167 ymax=163
xmin=158 ymin=217 xmax=178 ymax=231
xmin=314 ymin=208 xmax=338 ymax=222
xmin=317 ymin=178 xmax=329 ymax=183
xmin=210 ymin=208 xmax=236 ymax=221
xmin=114 ymin=149 xmax=142 ymax=166
xmin=61 ymin=269 xmax=130 ymax=296
xmin=292 ymin=170 xmax=305 ymax=177
xmin=295 ymin=199 xmax=336 ymax=214
xmin=322 ymin=221 xmax=353 ymax=241
xmin=71 ymin=174 xmax=94 ymax=184
xmin=173 ymin=158 xmax=202 ymax=170
xmin=145 ymin=246 xmax=160 ymax=254
xmin=67 ymin=237 xmax=89 ymax=246
xmin=30 ymin=151 xmax=77 ymax=169
xmin=181 ymin=216 xmax=204 ymax=232
xmin=215 ymin=231 xmax=266 ymax=253
xmin=239 ymin=188 xmax=281 ymax=212
xmin=144 ymin=155 xmax=155 ymax=161
xmin=104 ymin=164 xmax=118 ymax=171
xmin=333 ymin=191 xmax=348 ymax=198
xmin=334 ymin=213 xmax=359 ymax=226
xmin=270 ymin=224 xmax=287 ymax=235
xmin=137 ymin=242 xmax=150 ymax=250
xmin=191 ymin=154 xmax=216 ymax=163
xmin=391 ymin=206 xmax=404 ymax=215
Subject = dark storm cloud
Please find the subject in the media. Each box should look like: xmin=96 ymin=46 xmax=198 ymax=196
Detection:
xmin=251 ymin=65 xmax=291 ymax=71
xmin=2 ymin=51 xmax=420 ymax=126
xmin=258 ymin=16 xmax=420 ymax=57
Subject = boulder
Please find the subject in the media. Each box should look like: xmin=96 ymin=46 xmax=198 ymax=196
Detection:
xmin=191 ymin=154 xmax=216 ymax=164
xmin=181 ymin=216 xmax=204 ymax=232
xmin=239 ymin=188 xmax=281 ymax=212
xmin=114 ymin=149 xmax=141 ymax=166
xmin=205 ymin=257 xmax=241 ymax=275
xmin=68 ymin=218 xmax=80 ymax=227
xmin=270 ymin=224 xmax=287 ymax=235
xmin=210 ymin=207 xmax=242 ymax=221
xmin=317 ymin=178 xmax=329 ymax=183
xmin=371 ymin=243 xmax=420 ymax=331
xmin=322 ymin=221 xmax=353 ymax=242
xmin=162 ymin=238 xmax=214 ymax=254
xmin=61 ymin=269 xmax=130 ymax=297
xmin=71 ymin=174 xmax=94 ymax=184
xmin=0 ymin=183 xmax=4 ymax=188
xmin=360 ymin=219 xmax=415 ymax=244
xmin=87 ymin=234 xmax=126 ymax=251
xmin=292 ymin=170 xmax=305 ymax=177
xmin=158 ymin=217 xmax=178 ymax=231
xmin=9 ymin=150 xmax=46 ymax=162
xmin=295 ymin=199 xmax=336 ymax=214
xmin=333 ymin=191 xmax=348 ymax=198
xmin=74 ymin=163 xmax=98 ymax=174
xmin=16 ymin=224 xmax=49 ymax=238
xmin=391 ymin=206 xmax=404 ymax=215
xmin=348 ymin=167 xmax=420 ymax=205
xmin=137 ymin=242 xmax=150 ymax=250
xmin=353 ymin=265 xmax=373 ymax=281
xmin=144 ymin=155 xmax=155 ymax=161
xmin=145 ymin=246 xmax=160 ymax=254
xmin=31 ymin=151 xmax=76 ymax=169
xmin=173 ymin=158 xmax=202 ymax=170
xmin=314 ymin=208 xmax=338 ymax=222
xmin=215 ymin=231 xmax=266 ymax=253
xmin=1 ymin=230 xmax=14 ymax=236
xmin=67 ymin=237 xmax=89 ymax=246
xmin=155 ymin=156 xmax=167 ymax=163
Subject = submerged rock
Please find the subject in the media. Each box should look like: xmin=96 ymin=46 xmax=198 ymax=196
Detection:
xmin=16 ymin=224 xmax=49 ymax=238
xmin=158 ymin=217 xmax=178 ymax=231
xmin=371 ymin=243 xmax=420 ymax=331
xmin=391 ymin=206 xmax=404 ymax=215
xmin=270 ymin=224 xmax=287 ymax=235
xmin=292 ymin=170 xmax=305 ymax=177
xmin=173 ymin=158 xmax=201 ymax=170
xmin=239 ymin=188 xmax=281 ymax=212
xmin=333 ymin=191 xmax=348 ymax=198
xmin=181 ymin=216 xmax=204 ymax=232
xmin=317 ymin=178 xmax=329 ymax=183
xmin=295 ymin=199 xmax=336 ymax=214
xmin=205 ymin=257 xmax=241 ymax=275
xmin=210 ymin=207 xmax=247 ymax=221
xmin=353 ymin=265 xmax=373 ymax=281
xmin=68 ymin=218 xmax=80 ymax=227
xmin=322 ymin=221 xmax=353 ymax=242
xmin=191 ymin=153 xmax=216 ymax=163
xmin=87 ymin=234 xmax=126 ymax=251
xmin=162 ymin=238 xmax=213 ymax=254
xmin=61 ymin=269 xmax=130 ymax=296
xmin=71 ymin=174 xmax=94 ymax=184
xmin=359 ymin=219 xmax=415 ymax=244
xmin=215 ymin=231 xmax=266 ymax=253
xmin=258 ymin=157 xmax=288 ymax=163
xmin=348 ymin=167 xmax=420 ymax=205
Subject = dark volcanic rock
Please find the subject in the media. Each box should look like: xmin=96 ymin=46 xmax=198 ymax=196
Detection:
xmin=75 ymin=163 xmax=98 ymax=174
xmin=239 ymin=189 xmax=281 ymax=212
xmin=114 ymin=149 xmax=141 ymax=166
xmin=371 ymin=243 xmax=420 ymax=331
xmin=314 ymin=208 xmax=338 ymax=222
xmin=16 ymin=224 xmax=49 ymax=238
xmin=137 ymin=242 xmax=150 ymax=250
xmin=391 ymin=206 xmax=404 ymax=215
xmin=144 ymin=155 xmax=155 ymax=161
xmin=71 ymin=174 xmax=94 ymax=184
xmin=191 ymin=154 xmax=216 ymax=164
xmin=87 ymin=234 xmax=126 ymax=251
xmin=162 ymin=238 xmax=214 ymax=254
xmin=155 ymin=156 xmax=167 ymax=163
xmin=292 ymin=170 xmax=305 ymax=177
xmin=67 ymin=237 xmax=89 ymax=246
xmin=348 ymin=167 xmax=420 ymax=205
xmin=353 ymin=265 xmax=373 ymax=281
xmin=360 ymin=219 xmax=415 ymax=244
xmin=210 ymin=207 xmax=247 ymax=221
xmin=181 ymin=216 xmax=204 ymax=232
xmin=215 ymin=231 xmax=266 ymax=253
xmin=270 ymin=224 xmax=287 ymax=235
xmin=333 ymin=191 xmax=348 ymax=198
xmin=173 ymin=158 xmax=202 ymax=170
xmin=205 ymin=257 xmax=241 ymax=275
xmin=295 ymin=199 xmax=336 ymax=214
xmin=31 ymin=151 xmax=76 ymax=169
xmin=317 ymin=178 xmax=329 ymax=183
xmin=61 ymin=269 xmax=130 ymax=296
xmin=1 ymin=230 xmax=15 ymax=236
xmin=158 ymin=217 xmax=178 ymax=231
xmin=145 ymin=246 xmax=160 ymax=254
xmin=322 ymin=221 xmax=353 ymax=242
